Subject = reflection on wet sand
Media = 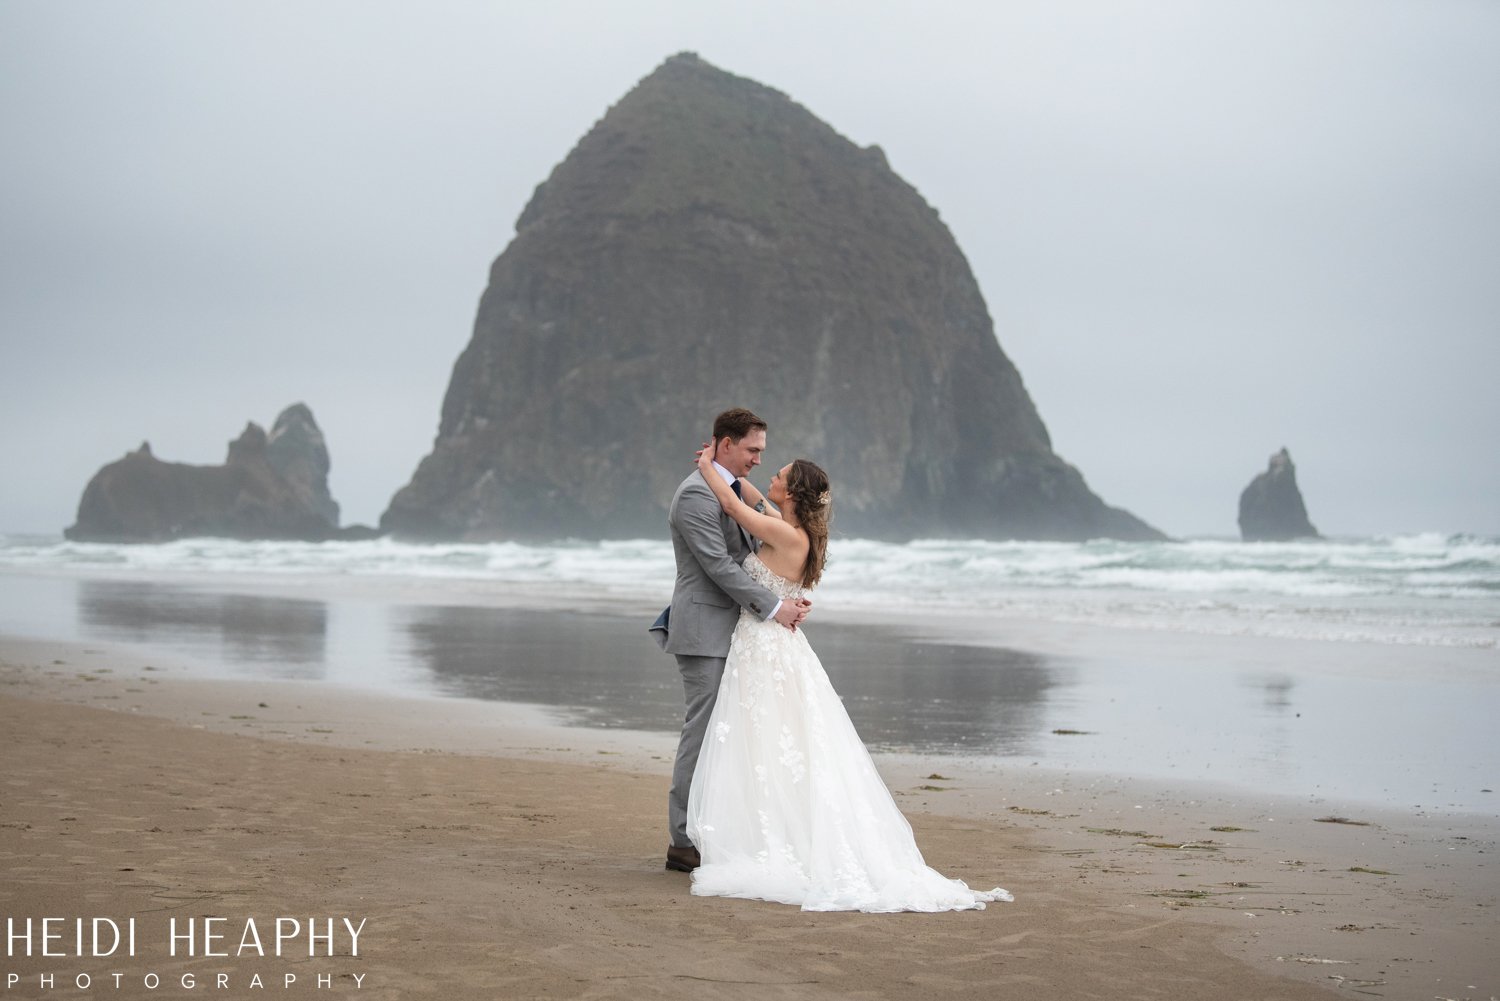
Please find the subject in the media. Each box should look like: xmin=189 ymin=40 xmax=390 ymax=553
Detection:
xmin=2 ymin=568 xmax=1484 ymax=811
xmin=810 ymin=628 xmax=1057 ymax=756
xmin=400 ymin=606 xmax=680 ymax=730
xmin=62 ymin=577 xmax=1061 ymax=756
xmin=400 ymin=606 xmax=1057 ymax=755
xmin=77 ymin=580 xmax=328 ymax=679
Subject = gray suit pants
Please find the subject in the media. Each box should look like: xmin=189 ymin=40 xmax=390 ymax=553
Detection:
xmin=668 ymin=653 xmax=727 ymax=848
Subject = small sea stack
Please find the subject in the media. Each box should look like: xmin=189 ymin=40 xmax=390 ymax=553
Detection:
xmin=65 ymin=403 xmax=357 ymax=542
xmin=1238 ymin=448 xmax=1321 ymax=542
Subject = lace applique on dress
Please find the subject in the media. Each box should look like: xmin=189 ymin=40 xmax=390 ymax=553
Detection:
xmin=741 ymin=551 xmax=808 ymax=603
xmin=683 ymin=552 xmax=1013 ymax=913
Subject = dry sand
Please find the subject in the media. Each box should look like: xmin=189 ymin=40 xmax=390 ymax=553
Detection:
xmin=2 ymin=635 xmax=1495 ymax=1000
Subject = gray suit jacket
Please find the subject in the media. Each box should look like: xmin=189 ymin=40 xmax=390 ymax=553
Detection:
xmin=652 ymin=471 xmax=778 ymax=657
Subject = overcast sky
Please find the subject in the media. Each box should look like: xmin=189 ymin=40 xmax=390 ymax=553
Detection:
xmin=2 ymin=0 xmax=1496 ymax=539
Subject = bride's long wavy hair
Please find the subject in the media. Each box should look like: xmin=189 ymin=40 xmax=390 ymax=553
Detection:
xmin=785 ymin=459 xmax=831 ymax=589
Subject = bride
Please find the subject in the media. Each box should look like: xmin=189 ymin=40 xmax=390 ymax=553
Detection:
xmin=684 ymin=447 xmax=1013 ymax=912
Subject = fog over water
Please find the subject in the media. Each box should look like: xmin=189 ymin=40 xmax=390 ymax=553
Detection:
xmin=2 ymin=1 xmax=1496 ymax=537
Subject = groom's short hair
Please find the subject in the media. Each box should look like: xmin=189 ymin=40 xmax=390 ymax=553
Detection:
xmin=713 ymin=408 xmax=768 ymax=443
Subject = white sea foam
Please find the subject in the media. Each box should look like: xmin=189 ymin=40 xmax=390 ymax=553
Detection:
xmin=1 ymin=533 xmax=1496 ymax=649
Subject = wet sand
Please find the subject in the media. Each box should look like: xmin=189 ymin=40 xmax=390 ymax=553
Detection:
xmin=2 ymin=633 xmax=1495 ymax=999
xmin=3 ymin=570 xmax=1496 ymax=813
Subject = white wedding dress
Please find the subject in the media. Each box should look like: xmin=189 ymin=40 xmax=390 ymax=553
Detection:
xmin=686 ymin=552 xmax=1013 ymax=912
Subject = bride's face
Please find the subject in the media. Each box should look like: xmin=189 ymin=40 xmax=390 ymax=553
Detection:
xmin=768 ymin=464 xmax=792 ymax=507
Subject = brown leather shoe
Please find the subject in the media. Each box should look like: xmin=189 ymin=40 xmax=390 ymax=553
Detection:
xmin=665 ymin=845 xmax=701 ymax=872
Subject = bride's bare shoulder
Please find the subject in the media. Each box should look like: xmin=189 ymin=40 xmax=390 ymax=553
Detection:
xmin=756 ymin=537 xmax=810 ymax=586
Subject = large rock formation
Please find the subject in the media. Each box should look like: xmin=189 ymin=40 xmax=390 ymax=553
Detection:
xmin=65 ymin=404 xmax=348 ymax=542
xmin=383 ymin=53 xmax=1164 ymax=542
xmin=1238 ymin=448 xmax=1320 ymax=541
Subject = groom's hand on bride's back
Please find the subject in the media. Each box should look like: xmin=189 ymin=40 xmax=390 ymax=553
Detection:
xmin=774 ymin=598 xmax=813 ymax=631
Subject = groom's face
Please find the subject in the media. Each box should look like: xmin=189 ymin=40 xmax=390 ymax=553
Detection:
xmin=717 ymin=429 xmax=766 ymax=478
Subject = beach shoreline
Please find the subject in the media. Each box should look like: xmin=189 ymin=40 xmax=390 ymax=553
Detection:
xmin=3 ymin=562 xmax=1495 ymax=816
xmin=3 ymin=629 xmax=1495 ymax=999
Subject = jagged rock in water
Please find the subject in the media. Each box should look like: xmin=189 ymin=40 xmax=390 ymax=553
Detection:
xmin=266 ymin=403 xmax=339 ymax=527
xmin=65 ymin=404 xmax=345 ymax=542
xmin=1238 ymin=448 xmax=1320 ymax=541
xmin=383 ymin=52 xmax=1164 ymax=542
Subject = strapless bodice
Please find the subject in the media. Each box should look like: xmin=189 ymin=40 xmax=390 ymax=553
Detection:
xmin=743 ymin=551 xmax=809 ymax=602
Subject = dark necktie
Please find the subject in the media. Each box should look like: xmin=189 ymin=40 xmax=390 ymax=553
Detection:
xmin=728 ymin=479 xmax=750 ymax=548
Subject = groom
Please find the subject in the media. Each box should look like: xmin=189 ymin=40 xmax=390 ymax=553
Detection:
xmin=650 ymin=407 xmax=811 ymax=873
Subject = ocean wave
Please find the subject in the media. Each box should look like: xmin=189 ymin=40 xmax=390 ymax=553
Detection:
xmin=1 ymin=533 xmax=1496 ymax=648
